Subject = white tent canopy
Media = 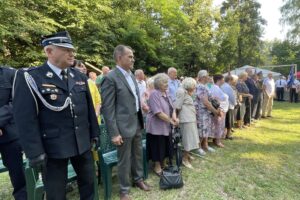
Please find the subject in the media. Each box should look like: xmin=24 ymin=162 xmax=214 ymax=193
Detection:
xmin=223 ymin=65 xmax=282 ymax=78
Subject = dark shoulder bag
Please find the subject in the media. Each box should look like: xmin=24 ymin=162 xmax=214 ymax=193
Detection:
xmin=159 ymin=126 xmax=184 ymax=190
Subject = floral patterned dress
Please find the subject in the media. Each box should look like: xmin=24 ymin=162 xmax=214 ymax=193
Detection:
xmin=194 ymin=83 xmax=213 ymax=138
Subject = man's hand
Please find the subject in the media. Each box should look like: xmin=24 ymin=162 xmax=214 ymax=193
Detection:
xmin=29 ymin=153 xmax=47 ymax=168
xmin=112 ymin=135 xmax=123 ymax=146
xmin=0 ymin=129 xmax=2 ymax=136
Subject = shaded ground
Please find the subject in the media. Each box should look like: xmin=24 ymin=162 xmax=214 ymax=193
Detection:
xmin=0 ymin=101 xmax=299 ymax=200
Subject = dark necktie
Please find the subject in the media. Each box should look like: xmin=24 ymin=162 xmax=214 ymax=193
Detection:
xmin=280 ymin=79 xmax=281 ymax=86
xmin=61 ymin=70 xmax=68 ymax=87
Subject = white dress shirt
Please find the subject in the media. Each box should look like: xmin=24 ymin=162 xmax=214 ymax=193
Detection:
xmin=291 ymin=79 xmax=299 ymax=89
xmin=136 ymin=79 xmax=146 ymax=99
xmin=117 ymin=66 xmax=139 ymax=111
xmin=275 ymin=79 xmax=287 ymax=88
xmin=47 ymin=61 xmax=67 ymax=80
xmin=263 ymin=78 xmax=275 ymax=96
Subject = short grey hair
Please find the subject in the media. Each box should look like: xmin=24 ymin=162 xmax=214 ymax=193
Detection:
xmin=182 ymin=77 xmax=197 ymax=90
xmin=238 ymin=72 xmax=248 ymax=79
xmin=153 ymin=73 xmax=169 ymax=90
xmin=134 ymin=69 xmax=144 ymax=76
xmin=167 ymin=67 xmax=177 ymax=75
xmin=113 ymin=45 xmax=133 ymax=61
xmin=197 ymin=70 xmax=208 ymax=78
xmin=146 ymin=77 xmax=155 ymax=89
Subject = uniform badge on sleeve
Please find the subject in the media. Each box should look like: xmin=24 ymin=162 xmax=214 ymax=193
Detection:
xmin=50 ymin=94 xmax=57 ymax=100
xmin=46 ymin=71 xmax=53 ymax=78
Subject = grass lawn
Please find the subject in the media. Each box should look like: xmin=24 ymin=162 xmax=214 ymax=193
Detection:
xmin=0 ymin=101 xmax=299 ymax=200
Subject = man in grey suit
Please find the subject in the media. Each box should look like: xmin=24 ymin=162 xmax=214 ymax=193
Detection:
xmin=101 ymin=45 xmax=150 ymax=200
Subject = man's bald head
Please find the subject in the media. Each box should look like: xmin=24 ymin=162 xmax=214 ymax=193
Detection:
xmin=101 ymin=66 xmax=110 ymax=75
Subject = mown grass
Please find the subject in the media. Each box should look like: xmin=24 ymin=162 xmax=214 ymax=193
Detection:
xmin=0 ymin=101 xmax=299 ymax=200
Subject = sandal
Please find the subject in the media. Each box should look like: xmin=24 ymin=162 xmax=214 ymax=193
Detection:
xmin=153 ymin=169 xmax=162 ymax=177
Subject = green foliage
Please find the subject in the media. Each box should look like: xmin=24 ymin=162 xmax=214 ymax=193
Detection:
xmin=266 ymin=39 xmax=300 ymax=75
xmin=0 ymin=0 xmax=268 ymax=75
xmin=216 ymin=0 xmax=266 ymax=70
xmin=281 ymin=0 xmax=300 ymax=41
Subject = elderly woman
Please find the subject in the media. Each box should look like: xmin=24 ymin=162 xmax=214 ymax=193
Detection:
xmin=236 ymin=72 xmax=252 ymax=128
xmin=221 ymin=75 xmax=238 ymax=139
xmin=195 ymin=70 xmax=220 ymax=154
xmin=209 ymin=75 xmax=229 ymax=148
xmin=141 ymin=77 xmax=155 ymax=114
xmin=146 ymin=73 xmax=178 ymax=176
xmin=174 ymin=77 xmax=199 ymax=169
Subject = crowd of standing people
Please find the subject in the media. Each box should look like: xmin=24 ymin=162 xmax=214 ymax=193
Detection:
xmin=0 ymin=31 xmax=299 ymax=200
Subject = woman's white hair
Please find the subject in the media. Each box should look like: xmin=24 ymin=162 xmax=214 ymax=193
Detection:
xmin=182 ymin=77 xmax=197 ymax=90
xmin=197 ymin=70 xmax=208 ymax=78
xmin=146 ymin=77 xmax=155 ymax=89
xmin=153 ymin=73 xmax=169 ymax=89
xmin=231 ymin=75 xmax=238 ymax=81
xmin=238 ymin=71 xmax=248 ymax=79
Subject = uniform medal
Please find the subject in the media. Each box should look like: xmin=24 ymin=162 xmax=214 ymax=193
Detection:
xmin=50 ymin=94 xmax=57 ymax=100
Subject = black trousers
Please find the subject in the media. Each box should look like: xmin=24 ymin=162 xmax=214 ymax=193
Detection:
xmin=225 ymin=109 xmax=234 ymax=130
xmin=276 ymin=87 xmax=284 ymax=101
xmin=290 ymin=88 xmax=298 ymax=103
xmin=244 ymin=98 xmax=251 ymax=124
xmin=254 ymin=93 xmax=263 ymax=119
xmin=0 ymin=140 xmax=27 ymax=200
xmin=44 ymin=150 xmax=95 ymax=200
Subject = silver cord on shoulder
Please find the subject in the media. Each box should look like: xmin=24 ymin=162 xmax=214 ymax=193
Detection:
xmin=24 ymin=72 xmax=73 ymax=115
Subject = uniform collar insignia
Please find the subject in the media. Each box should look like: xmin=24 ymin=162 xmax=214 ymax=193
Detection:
xmin=70 ymin=72 xmax=74 ymax=78
xmin=46 ymin=71 xmax=53 ymax=78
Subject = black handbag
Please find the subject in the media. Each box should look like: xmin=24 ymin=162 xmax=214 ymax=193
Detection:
xmin=159 ymin=165 xmax=183 ymax=189
xmin=159 ymin=126 xmax=184 ymax=190
xmin=210 ymin=98 xmax=220 ymax=109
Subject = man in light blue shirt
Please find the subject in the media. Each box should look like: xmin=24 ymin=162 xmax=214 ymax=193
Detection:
xmin=167 ymin=67 xmax=180 ymax=102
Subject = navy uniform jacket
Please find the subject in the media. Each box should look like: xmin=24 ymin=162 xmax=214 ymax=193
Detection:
xmin=0 ymin=67 xmax=19 ymax=144
xmin=245 ymin=77 xmax=260 ymax=103
xmin=13 ymin=63 xmax=99 ymax=159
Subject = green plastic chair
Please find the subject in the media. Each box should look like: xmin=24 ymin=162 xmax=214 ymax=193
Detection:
xmin=142 ymin=129 xmax=148 ymax=179
xmin=24 ymin=160 xmax=99 ymax=200
xmin=98 ymin=124 xmax=148 ymax=200
xmin=0 ymin=158 xmax=7 ymax=173
xmin=98 ymin=124 xmax=118 ymax=200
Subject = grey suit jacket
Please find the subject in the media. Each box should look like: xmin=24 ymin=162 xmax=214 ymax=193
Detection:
xmin=101 ymin=67 xmax=144 ymax=138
